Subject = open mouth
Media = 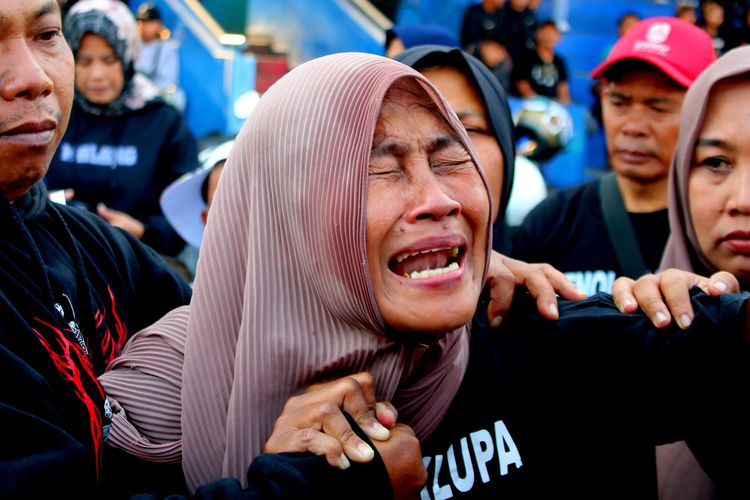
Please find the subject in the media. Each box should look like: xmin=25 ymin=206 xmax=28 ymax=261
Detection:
xmin=388 ymin=246 xmax=464 ymax=279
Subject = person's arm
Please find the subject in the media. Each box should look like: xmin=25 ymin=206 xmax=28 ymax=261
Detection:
xmin=515 ymin=78 xmax=538 ymax=99
xmin=155 ymin=41 xmax=179 ymax=89
xmin=263 ymin=374 xmax=425 ymax=499
xmin=130 ymin=420 xmax=397 ymax=499
xmin=504 ymin=290 xmax=750 ymax=451
xmin=0 ymin=388 xmax=96 ymax=497
xmin=484 ymin=251 xmax=585 ymax=327
xmin=556 ymin=81 xmax=571 ymax=104
xmin=555 ymin=57 xmax=571 ymax=104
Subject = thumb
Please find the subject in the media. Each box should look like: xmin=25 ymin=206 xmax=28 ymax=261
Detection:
xmin=96 ymin=203 xmax=112 ymax=220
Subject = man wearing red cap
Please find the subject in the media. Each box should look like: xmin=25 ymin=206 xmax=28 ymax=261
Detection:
xmin=512 ymin=17 xmax=715 ymax=297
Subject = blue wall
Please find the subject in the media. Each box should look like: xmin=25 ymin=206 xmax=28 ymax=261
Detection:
xmin=246 ymin=0 xmax=385 ymax=65
xmin=129 ymin=0 xmax=256 ymax=138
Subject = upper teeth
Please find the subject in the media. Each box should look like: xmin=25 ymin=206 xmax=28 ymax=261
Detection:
xmin=395 ymin=246 xmax=460 ymax=263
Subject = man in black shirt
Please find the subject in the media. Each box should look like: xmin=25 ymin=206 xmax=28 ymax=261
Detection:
xmin=512 ymin=18 xmax=716 ymax=296
xmin=0 ymin=1 xmax=192 ymax=496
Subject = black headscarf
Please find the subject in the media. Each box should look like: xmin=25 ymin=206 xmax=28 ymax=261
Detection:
xmin=394 ymin=45 xmax=515 ymax=251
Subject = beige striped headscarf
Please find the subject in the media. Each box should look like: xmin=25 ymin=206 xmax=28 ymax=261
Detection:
xmin=125 ymin=52 xmax=485 ymax=491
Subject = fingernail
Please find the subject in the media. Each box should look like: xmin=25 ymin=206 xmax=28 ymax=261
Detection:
xmin=369 ymin=420 xmax=390 ymax=441
xmin=337 ymin=454 xmax=350 ymax=470
xmin=621 ymin=298 xmax=634 ymax=311
xmin=679 ymin=314 xmax=692 ymax=329
xmin=713 ymin=280 xmax=728 ymax=293
xmin=490 ymin=316 xmax=503 ymax=328
xmin=548 ymin=303 xmax=558 ymax=318
xmin=654 ymin=311 xmax=668 ymax=326
xmin=357 ymin=442 xmax=374 ymax=461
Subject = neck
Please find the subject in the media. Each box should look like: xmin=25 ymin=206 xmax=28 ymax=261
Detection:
xmin=615 ymin=173 xmax=668 ymax=213
xmin=537 ymin=46 xmax=554 ymax=60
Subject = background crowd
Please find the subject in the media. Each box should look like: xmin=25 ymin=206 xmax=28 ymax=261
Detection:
xmin=3 ymin=0 xmax=750 ymax=498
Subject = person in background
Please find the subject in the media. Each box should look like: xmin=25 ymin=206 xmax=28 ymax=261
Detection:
xmin=736 ymin=4 xmax=750 ymax=45
xmin=612 ymin=44 xmax=750 ymax=500
xmin=497 ymin=0 xmax=538 ymax=64
xmin=592 ymin=12 xmax=642 ymax=124
xmin=675 ymin=1 xmax=698 ymax=25
xmin=460 ymin=0 xmax=514 ymax=92
xmin=45 ymin=0 xmax=199 ymax=258
xmin=512 ymin=18 xmax=716 ymax=296
xmin=700 ymin=0 xmax=735 ymax=56
xmin=514 ymin=20 xmax=571 ymax=103
xmin=384 ymin=24 xmax=461 ymax=59
xmin=0 ymin=0 xmax=192 ymax=496
xmin=135 ymin=2 xmax=184 ymax=111
xmin=160 ymin=140 xmax=233 ymax=280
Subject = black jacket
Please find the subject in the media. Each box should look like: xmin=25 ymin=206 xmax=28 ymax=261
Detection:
xmin=0 ymin=183 xmax=191 ymax=498
xmin=420 ymin=290 xmax=750 ymax=498
xmin=45 ymin=100 xmax=199 ymax=256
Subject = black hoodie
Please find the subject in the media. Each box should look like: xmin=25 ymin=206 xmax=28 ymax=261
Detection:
xmin=0 ymin=182 xmax=191 ymax=497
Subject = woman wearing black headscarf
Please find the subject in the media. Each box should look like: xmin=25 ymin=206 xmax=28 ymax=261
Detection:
xmin=395 ymin=45 xmax=516 ymax=254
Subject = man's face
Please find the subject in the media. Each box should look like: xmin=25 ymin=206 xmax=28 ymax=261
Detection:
xmin=0 ymin=0 xmax=73 ymax=202
xmin=601 ymin=67 xmax=686 ymax=185
xmin=138 ymin=19 xmax=162 ymax=43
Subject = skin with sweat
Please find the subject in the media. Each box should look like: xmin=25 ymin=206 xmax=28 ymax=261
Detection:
xmin=419 ymin=66 xmax=504 ymax=223
xmin=366 ymin=79 xmax=489 ymax=334
xmin=602 ymin=67 xmax=685 ymax=211
xmin=0 ymin=0 xmax=73 ymax=202
xmin=689 ymin=76 xmax=750 ymax=286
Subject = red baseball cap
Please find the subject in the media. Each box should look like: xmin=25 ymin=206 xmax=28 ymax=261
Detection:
xmin=592 ymin=17 xmax=716 ymax=87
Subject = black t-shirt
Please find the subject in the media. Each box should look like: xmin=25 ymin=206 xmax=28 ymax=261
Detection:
xmin=419 ymin=291 xmax=750 ymax=499
xmin=514 ymin=50 xmax=568 ymax=98
xmin=460 ymin=4 xmax=505 ymax=50
xmin=511 ymin=179 xmax=670 ymax=296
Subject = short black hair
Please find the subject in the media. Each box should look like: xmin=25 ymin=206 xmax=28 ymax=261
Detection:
xmin=536 ymin=20 xmax=558 ymax=32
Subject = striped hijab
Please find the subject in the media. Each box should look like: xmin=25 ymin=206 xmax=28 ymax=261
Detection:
xmin=178 ymin=53 xmax=488 ymax=490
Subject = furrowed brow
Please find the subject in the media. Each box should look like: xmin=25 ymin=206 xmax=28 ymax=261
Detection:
xmin=429 ymin=134 xmax=465 ymax=154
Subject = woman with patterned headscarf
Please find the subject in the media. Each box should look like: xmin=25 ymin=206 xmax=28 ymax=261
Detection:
xmin=45 ymin=0 xmax=198 ymax=257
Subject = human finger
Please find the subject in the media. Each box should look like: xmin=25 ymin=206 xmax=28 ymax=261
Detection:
xmin=264 ymin=426 xmax=351 ymax=469
xmin=659 ymin=269 xmax=699 ymax=329
xmin=486 ymin=251 xmax=516 ymax=327
xmin=301 ymin=373 xmax=390 ymax=442
xmin=706 ymin=271 xmax=739 ymax=296
xmin=611 ymin=277 xmax=638 ymax=313
xmin=630 ymin=273 xmax=672 ymax=328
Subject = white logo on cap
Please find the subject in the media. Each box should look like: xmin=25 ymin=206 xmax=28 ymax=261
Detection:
xmin=646 ymin=23 xmax=671 ymax=44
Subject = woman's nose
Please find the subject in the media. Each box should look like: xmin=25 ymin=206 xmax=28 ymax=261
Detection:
xmin=404 ymin=169 xmax=462 ymax=223
xmin=728 ymin=164 xmax=750 ymax=215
